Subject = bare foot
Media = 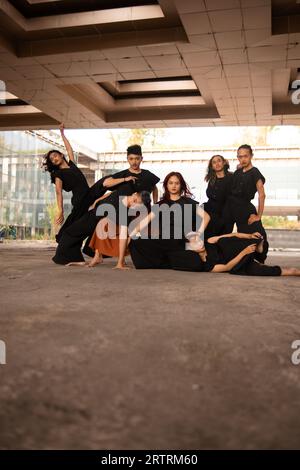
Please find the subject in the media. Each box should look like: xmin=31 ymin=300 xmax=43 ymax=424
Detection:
xmin=281 ymin=267 xmax=300 ymax=276
xmin=113 ymin=264 xmax=130 ymax=270
xmin=66 ymin=261 xmax=86 ymax=266
xmin=88 ymin=254 xmax=103 ymax=268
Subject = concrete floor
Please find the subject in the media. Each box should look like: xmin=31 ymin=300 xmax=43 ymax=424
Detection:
xmin=0 ymin=242 xmax=300 ymax=450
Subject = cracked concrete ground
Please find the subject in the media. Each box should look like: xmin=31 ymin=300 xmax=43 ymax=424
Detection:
xmin=0 ymin=242 xmax=300 ymax=450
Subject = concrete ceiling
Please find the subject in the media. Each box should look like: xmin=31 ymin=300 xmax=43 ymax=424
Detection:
xmin=0 ymin=0 xmax=299 ymax=129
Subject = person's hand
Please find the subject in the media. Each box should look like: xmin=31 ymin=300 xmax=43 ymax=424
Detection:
xmin=248 ymin=214 xmax=260 ymax=224
xmin=238 ymin=232 xmax=262 ymax=239
xmin=88 ymin=202 xmax=96 ymax=211
xmin=59 ymin=123 xmax=65 ymax=134
xmin=250 ymin=232 xmax=263 ymax=239
xmin=242 ymin=244 xmax=257 ymax=255
xmin=207 ymin=236 xmax=219 ymax=244
xmin=125 ymin=176 xmax=138 ymax=183
xmin=55 ymin=211 xmax=64 ymax=225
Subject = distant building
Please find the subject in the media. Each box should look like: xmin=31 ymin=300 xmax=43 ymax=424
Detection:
xmin=0 ymin=131 xmax=299 ymax=239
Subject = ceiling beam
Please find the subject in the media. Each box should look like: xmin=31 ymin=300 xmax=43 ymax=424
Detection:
xmin=27 ymin=5 xmax=164 ymax=32
xmin=0 ymin=113 xmax=58 ymax=129
xmin=17 ymin=26 xmax=187 ymax=57
xmin=106 ymin=106 xmax=220 ymax=122
xmin=0 ymin=2 xmax=164 ymax=32
xmin=0 ymin=104 xmax=42 ymax=114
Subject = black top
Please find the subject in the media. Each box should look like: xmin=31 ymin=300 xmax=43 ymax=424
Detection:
xmin=94 ymin=191 xmax=130 ymax=227
xmin=52 ymin=160 xmax=89 ymax=206
xmin=203 ymin=236 xmax=260 ymax=272
xmin=111 ymin=168 xmax=160 ymax=195
xmin=94 ymin=191 xmax=144 ymax=229
xmin=230 ymin=167 xmax=265 ymax=202
xmin=202 ymin=241 xmax=225 ymax=272
xmin=152 ymin=196 xmax=200 ymax=240
xmin=205 ymin=173 xmax=233 ymax=214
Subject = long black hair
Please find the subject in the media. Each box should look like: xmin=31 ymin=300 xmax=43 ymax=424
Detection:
xmin=161 ymin=172 xmax=193 ymax=202
xmin=205 ymin=154 xmax=230 ymax=185
xmin=140 ymin=190 xmax=151 ymax=212
xmin=42 ymin=149 xmax=68 ymax=183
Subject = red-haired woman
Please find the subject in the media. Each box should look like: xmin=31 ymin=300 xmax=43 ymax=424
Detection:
xmin=129 ymin=172 xmax=210 ymax=269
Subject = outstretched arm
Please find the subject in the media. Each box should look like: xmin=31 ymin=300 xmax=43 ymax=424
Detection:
xmin=211 ymin=244 xmax=257 ymax=273
xmin=207 ymin=232 xmax=262 ymax=244
xmin=60 ymin=123 xmax=75 ymax=162
xmin=55 ymin=178 xmax=64 ymax=225
xmin=103 ymin=175 xmax=137 ymax=188
xmin=196 ymin=206 xmax=210 ymax=238
xmin=88 ymin=191 xmax=112 ymax=210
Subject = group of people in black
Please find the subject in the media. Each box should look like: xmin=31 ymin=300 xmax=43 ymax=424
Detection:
xmin=42 ymin=125 xmax=300 ymax=277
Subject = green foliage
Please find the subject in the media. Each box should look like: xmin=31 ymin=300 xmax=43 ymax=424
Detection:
xmin=262 ymin=216 xmax=300 ymax=230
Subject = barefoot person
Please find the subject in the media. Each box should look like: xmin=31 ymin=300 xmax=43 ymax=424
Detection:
xmin=84 ymin=144 xmax=160 ymax=264
xmin=52 ymin=190 xmax=151 ymax=270
xmin=42 ymin=124 xmax=108 ymax=242
xmin=171 ymin=232 xmax=300 ymax=277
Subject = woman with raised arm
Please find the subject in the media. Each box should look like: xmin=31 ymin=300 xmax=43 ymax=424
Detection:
xmin=42 ymin=124 xmax=108 ymax=242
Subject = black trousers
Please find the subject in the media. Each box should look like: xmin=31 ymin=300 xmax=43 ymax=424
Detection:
xmin=224 ymin=196 xmax=269 ymax=262
xmin=129 ymin=238 xmax=204 ymax=271
xmin=129 ymin=238 xmax=281 ymax=276
xmin=53 ymin=209 xmax=101 ymax=265
xmin=203 ymin=201 xmax=230 ymax=239
xmin=241 ymin=261 xmax=281 ymax=276
xmin=204 ymin=212 xmax=229 ymax=239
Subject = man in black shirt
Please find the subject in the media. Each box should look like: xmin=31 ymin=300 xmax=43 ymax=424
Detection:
xmin=102 ymin=144 xmax=160 ymax=201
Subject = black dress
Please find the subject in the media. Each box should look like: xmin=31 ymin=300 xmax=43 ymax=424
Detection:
xmin=52 ymin=191 xmax=130 ymax=265
xmin=224 ymin=167 xmax=269 ymax=262
xmin=129 ymin=196 xmax=201 ymax=269
xmin=153 ymin=196 xmax=200 ymax=240
xmin=53 ymin=161 xmax=108 ymax=242
xmin=203 ymin=173 xmax=233 ymax=238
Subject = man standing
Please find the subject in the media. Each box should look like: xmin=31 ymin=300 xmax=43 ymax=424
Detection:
xmin=103 ymin=144 xmax=160 ymax=202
